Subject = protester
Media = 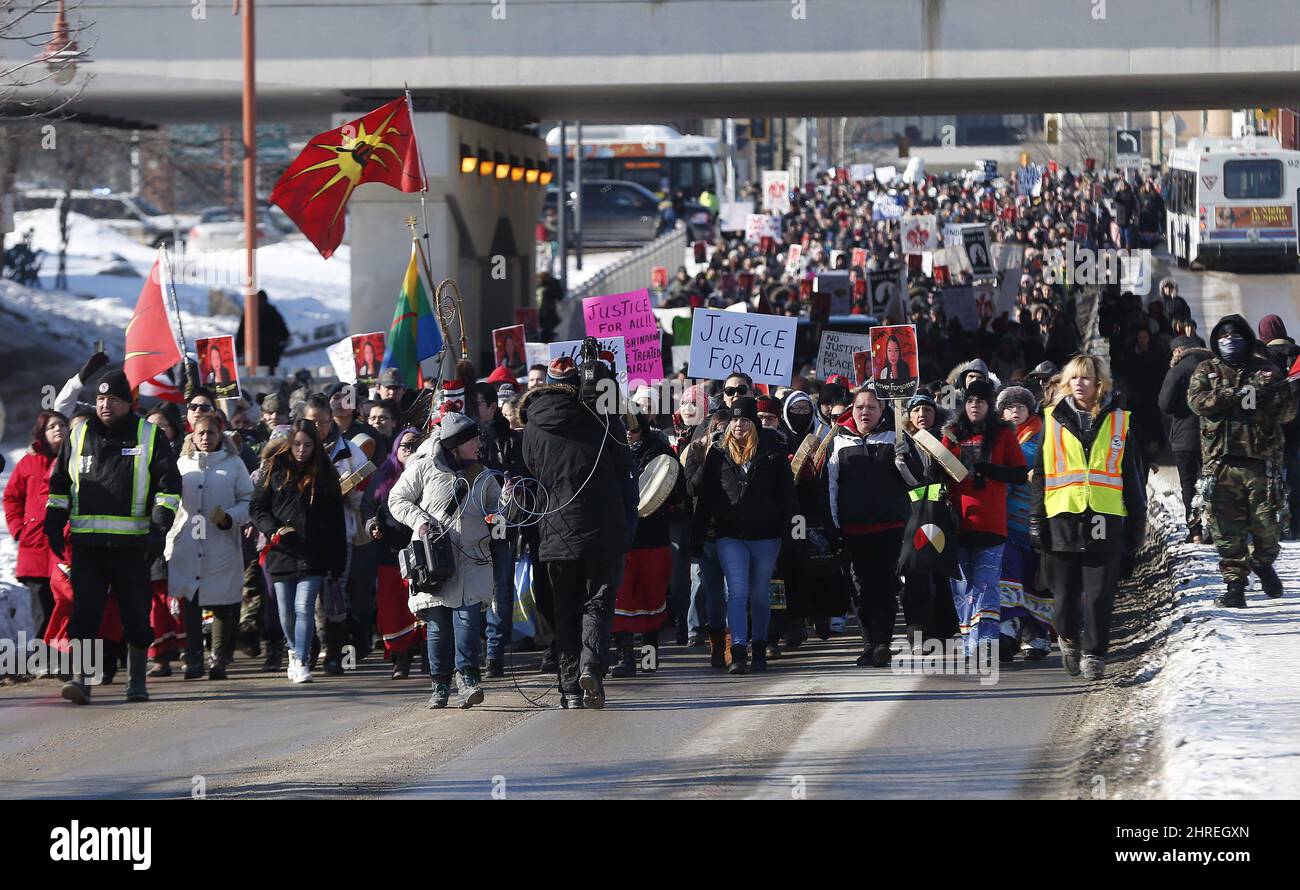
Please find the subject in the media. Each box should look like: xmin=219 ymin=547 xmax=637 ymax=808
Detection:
xmin=164 ymin=412 xmax=255 ymax=680
xmin=366 ymin=427 xmax=424 ymax=679
xmin=1159 ymin=336 xmax=1214 ymax=543
xmin=4 ymin=410 xmax=68 ymax=641
xmin=1032 ymin=355 xmax=1146 ymax=680
xmin=249 ymin=420 xmax=348 ymax=685
xmin=388 ymin=412 xmax=500 ymax=709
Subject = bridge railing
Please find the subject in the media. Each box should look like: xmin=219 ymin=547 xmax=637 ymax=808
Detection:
xmin=553 ymin=224 xmax=687 ymax=338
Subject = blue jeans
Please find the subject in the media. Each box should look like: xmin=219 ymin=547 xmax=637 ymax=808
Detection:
xmin=715 ymin=537 xmax=782 ymax=648
xmin=690 ymin=538 xmax=728 ymax=634
xmin=273 ymin=575 xmax=323 ymax=665
xmin=950 ymin=544 xmax=1005 ymax=655
xmin=485 ymin=538 xmax=515 ymax=662
xmin=425 ymin=604 xmax=484 ymax=681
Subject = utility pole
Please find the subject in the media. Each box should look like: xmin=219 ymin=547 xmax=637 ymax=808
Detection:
xmin=239 ymin=0 xmax=259 ymax=372
xmin=574 ymin=121 xmax=583 ymax=271
xmin=557 ymin=121 xmax=567 ymax=295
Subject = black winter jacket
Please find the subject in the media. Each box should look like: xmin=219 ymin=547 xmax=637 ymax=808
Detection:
xmin=249 ymin=471 xmax=348 ymax=579
xmin=1158 ymin=347 xmax=1214 ymax=453
xmin=1029 ymin=395 xmax=1146 ymax=555
xmin=690 ymin=430 xmax=798 ymax=542
xmin=520 ymin=384 xmax=636 ymax=562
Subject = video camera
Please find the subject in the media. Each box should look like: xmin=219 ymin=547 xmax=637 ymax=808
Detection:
xmin=578 ymin=335 xmax=616 ymax=407
xmin=398 ymin=520 xmax=456 ymax=598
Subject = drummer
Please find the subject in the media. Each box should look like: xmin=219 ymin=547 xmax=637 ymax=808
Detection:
xmin=608 ymin=412 xmax=687 ymax=680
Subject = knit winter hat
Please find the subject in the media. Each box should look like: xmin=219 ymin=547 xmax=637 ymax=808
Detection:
xmin=547 ymin=357 xmax=578 ymax=385
xmin=964 ymin=378 xmax=996 ymax=404
xmin=756 ymin=395 xmax=779 ymax=416
xmin=91 ymin=368 xmax=132 ymax=402
xmin=438 ymin=411 xmax=480 ymax=451
xmin=486 ymin=365 xmax=516 ymax=386
xmin=906 ymin=392 xmax=937 ymax=412
xmin=1258 ymin=314 xmax=1289 ymax=344
xmin=438 ymin=379 xmax=466 ymax=414
xmin=731 ymin=395 xmax=760 ymax=426
xmin=995 ymin=385 xmax=1036 ymax=415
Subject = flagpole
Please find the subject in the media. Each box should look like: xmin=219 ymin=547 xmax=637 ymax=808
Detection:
xmin=406 ymin=215 xmax=447 ymax=395
xmin=403 ymin=85 xmax=447 ymax=380
xmin=159 ymin=245 xmax=195 ymax=395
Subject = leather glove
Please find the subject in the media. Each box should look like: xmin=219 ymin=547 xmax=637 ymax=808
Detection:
xmin=45 ymin=512 xmax=67 ymax=560
xmin=78 ymin=350 xmax=110 ymax=383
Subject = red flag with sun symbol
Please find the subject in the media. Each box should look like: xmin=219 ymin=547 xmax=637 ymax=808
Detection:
xmin=270 ymin=97 xmax=423 ymax=259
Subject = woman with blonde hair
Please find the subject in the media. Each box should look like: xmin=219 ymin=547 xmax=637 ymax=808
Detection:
xmin=1030 ymin=354 xmax=1146 ymax=681
xmin=690 ymin=397 xmax=797 ymax=675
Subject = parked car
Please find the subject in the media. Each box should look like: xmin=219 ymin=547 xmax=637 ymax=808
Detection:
xmin=15 ymin=189 xmax=200 ymax=248
xmin=186 ymin=206 xmax=294 ymax=251
xmin=541 ymin=179 xmax=714 ymax=247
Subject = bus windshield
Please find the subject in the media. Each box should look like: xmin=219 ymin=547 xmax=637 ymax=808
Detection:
xmin=1223 ymin=159 xmax=1284 ymax=199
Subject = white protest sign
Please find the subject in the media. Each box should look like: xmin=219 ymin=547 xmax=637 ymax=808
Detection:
xmin=327 ymin=335 xmax=358 ymax=384
xmin=719 ymin=201 xmax=753 ymax=233
xmin=874 ymin=166 xmax=897 ymax=185
xmin=745 ymin=213 xmax=781 ymax=245
xmin=671 ymin=345 xmax=691 ymax=373
xmin=762 ymin=171 xmax=792 ymax=215
xmin=549 ymin=336 xmax=629 ymax=391
xmin=816 ymin=330 xmax=871 ymax=381
xmin=688 ymin=309 xmax=797 ymax=386
xmin=900 ymin=214 xmax=939 ymax=254
xmin=525 ymin=342 xmax=550 ymax=369
xmin=942 ymin=286 xmax=981 ymax=331
xmin=850 ymin=163 xmax=875 ymax=183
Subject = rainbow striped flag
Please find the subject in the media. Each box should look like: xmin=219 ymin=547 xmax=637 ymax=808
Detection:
xmin=380 ymin=245 xmax=442 ymax=387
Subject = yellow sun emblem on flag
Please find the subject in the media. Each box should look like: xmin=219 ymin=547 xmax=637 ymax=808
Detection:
xmin=291 ymin=107 xmax=406 ymax=225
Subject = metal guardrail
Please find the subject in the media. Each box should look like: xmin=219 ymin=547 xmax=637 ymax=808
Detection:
xmin=568 ymin=224 xmax=687 ymax=302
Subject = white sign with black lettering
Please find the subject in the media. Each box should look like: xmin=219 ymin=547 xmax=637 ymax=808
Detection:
xmin=687 ymin=309 xmax=797 ymax=386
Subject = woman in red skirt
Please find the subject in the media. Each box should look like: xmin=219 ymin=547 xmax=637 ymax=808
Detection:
xmin=610 ymin=414 xmax=687 ymax=678
xmin=366 ymin=427 xmax=425 ymax=678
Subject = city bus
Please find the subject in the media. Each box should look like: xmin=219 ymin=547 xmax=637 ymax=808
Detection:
xmin=1165 ymin=135 xmax=1300 ymax=268
xmin=546 ymin=124 xmax=722 ymax=200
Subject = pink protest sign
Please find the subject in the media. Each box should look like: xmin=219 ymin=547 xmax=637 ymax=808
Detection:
xmin=582 ymin=288 xmax=663 ymax=388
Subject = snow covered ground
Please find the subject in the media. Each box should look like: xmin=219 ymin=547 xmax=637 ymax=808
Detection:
xmin=1132 ymin=475 xmax=1300 ymax=798
xmin=2 ymin=209 xmax=350 ymax=370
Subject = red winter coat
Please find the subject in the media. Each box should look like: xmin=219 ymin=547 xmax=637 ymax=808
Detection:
xmin=941 ymin=421 xmax=1026 ymax=539
xmin=3 ymin=448 xmax=55 ymax=579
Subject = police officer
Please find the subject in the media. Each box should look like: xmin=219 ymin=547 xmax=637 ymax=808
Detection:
xmin=1187 ymin=314 xmax=1296 ymax=607
xmin=45 ymin=368 xmax=181 ymax=704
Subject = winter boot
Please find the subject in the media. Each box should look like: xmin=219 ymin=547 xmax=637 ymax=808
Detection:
xmin=813 ymin=618 xmax=831 ymax=640
xmin=1059 ymin=637 xmax=1081 ymax=677
xmin=610 ymin=634 xmax=637 ymax=678
xmin=261 ymin=640 xmax=284 ymax=673
xmin=709 ymin=631 xmax=728 ymax=668
xmin=999 ymin=634 xmax=1019 ymax=664
xmin=538 ymin=646 xmax=558 ymax=675
xmin=560 ymin=691 xmax=584 ymax=709
xmin=751 ymin=641 xmax=768 ymax=672
xmin=872 ymin=643 xmax=892 ymax=667
xmin=579 ymin=669 xmax=605 ymax=709
xmin=455 ymin=668 xmax=484 ymax=708
xmin=183 ymin=651 xmax=205 ymax=680
xmin=728 ymin=645 xmax=748 ymax=675
xmin=60 ymin=675 xmax=91 ymax=705
xmin=485 ymin=657 xmax=505 ymax=679
xmin=1254 ymin=563 xmax=1284 ymax=598
xmin=147 ymin=658 xmax=173 ymax=678
xmin=125 ymin=646 xmax=150 ymax=703
xmin=206 ymin=657 xmax=228 ymax=681
xmin=1215 ymin=581 xmax=1248 ymax=609
xmin=428 ymin=680 xmax=451 ymax=709
xmin=391 ymin=650 xmax=413 ymax=680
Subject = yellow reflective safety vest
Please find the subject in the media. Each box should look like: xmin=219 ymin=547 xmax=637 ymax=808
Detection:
xmin=1041 ymin=405 xmax=1128 ymax=517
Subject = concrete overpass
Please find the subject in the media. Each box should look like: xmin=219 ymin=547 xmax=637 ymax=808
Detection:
xmin=34 ymin=0 xmax=1300 ymax=125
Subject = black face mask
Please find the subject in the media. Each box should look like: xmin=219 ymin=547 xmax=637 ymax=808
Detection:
xmin=1218 ymin=334 xmax=1247 ymax=365
xmin=787 ymin=407 xmax=812 ymax=436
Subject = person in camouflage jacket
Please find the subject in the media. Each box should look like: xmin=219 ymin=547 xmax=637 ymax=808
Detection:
xmin=1187 ymin=314 xmax=1297 ymax=606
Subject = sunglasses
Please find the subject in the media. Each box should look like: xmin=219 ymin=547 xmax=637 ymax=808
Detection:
xmin=397 ymin=442 xmax=417 ymax=452
xmin=187 ymin=402 xmax=214 ymax=413
xmin=724 ymin=386 xmax=750 ymax=397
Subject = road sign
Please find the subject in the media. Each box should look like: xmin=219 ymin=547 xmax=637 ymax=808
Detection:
xmin=1115 ymin=128 xmax=1142 ymax=168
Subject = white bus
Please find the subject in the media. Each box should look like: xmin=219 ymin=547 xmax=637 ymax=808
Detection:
xmin=546 ymin=124 xmax=722 ymax=200
xmin=1165 ymin=135 xmax=1300 ymax=268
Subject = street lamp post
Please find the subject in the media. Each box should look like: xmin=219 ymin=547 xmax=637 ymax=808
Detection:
xmin=41 ymin=0 xmax=83 ymax=85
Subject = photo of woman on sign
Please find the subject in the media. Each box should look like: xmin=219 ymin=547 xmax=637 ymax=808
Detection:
xmin=870 ymin=324 xmax=919 ymax=400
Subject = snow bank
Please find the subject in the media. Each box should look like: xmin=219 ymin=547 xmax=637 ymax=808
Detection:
xmin=1133 ymin=475 xmax=1300 ymax=798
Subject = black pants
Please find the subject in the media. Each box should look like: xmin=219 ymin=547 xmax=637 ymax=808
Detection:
xmin=1174 ymin=449 xmax=1203 ymax=535
xmin=22 ymin=577 xmax=54 ymax=638
xmin=347 ymin=541 xmax=378 ymax=655
xmin=844 ymin=530 xmax=903 ymax=648
xmin=547 ymin=554 xmax=621 ymax=693
xmin=902 ymin=571 xmax=959 ymax=639
xmin=68 ymin=543 xmax=153 ymax=649
xmin=182 ymin=594 xmax=239 ymax=666
xmin=1044 ymin=550 xmax=1122 ymax=657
